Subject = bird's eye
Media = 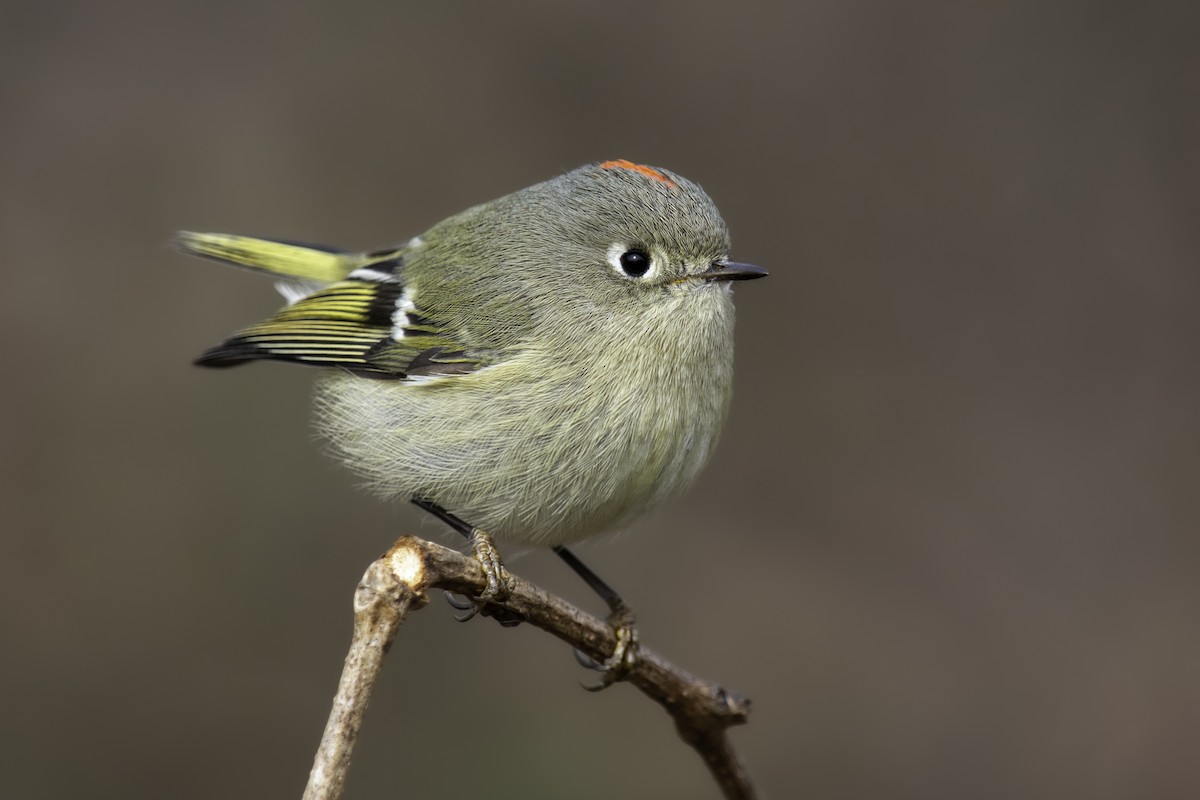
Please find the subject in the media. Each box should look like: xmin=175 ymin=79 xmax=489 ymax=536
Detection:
xmin=606 ymin=243 xmax=657 ymax=281
xmin=618 ymin=249 xmax=651 ymax=278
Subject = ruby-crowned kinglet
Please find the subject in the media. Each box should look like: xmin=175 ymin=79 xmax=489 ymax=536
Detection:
xmin=179 ymin=160 xmax=765 ymax=550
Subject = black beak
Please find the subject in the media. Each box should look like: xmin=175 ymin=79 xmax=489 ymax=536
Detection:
xmin=701 ymin=260 xmax=769 ymax=282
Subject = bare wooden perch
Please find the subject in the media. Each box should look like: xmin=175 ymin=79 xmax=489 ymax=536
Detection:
xmin=302 ymin=536 xmax=756 ymax=800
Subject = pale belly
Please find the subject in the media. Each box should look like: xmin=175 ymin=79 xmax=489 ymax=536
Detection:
xmin=314 ymin=340 xmax=733 ymax=546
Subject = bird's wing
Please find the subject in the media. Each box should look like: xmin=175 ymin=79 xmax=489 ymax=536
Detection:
xmin=180 ymin=232 xmax=481 ymax=379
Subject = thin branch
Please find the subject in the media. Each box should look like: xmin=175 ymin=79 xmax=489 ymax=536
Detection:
xmin=303 ymin=536 xmax=755 ymax=800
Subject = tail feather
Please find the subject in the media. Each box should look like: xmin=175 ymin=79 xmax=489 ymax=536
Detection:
xmin=174 ymin=232 xmax=359 ymax=283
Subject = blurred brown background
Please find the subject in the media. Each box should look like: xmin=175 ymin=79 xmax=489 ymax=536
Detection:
xmin=2 ymin=1 xmax=1197 ymax=798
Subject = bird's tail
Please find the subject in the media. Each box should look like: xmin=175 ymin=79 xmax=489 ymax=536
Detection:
xmin=173 ymin=231 xmax=362 ymax=283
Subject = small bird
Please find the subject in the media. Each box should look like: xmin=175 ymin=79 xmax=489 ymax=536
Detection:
xmin=180 ymin=159 xmax=765 ymax=678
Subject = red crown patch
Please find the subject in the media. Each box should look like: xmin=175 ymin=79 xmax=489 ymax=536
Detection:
xmin=599 ymin=159 xmax=678 ymax=189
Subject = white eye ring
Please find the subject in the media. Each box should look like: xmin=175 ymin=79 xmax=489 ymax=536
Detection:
xmin=607 ymin=243 xmax=656 ymax=280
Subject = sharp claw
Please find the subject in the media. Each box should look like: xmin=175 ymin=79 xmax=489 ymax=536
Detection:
xmin=444 ymin=591 xmax=475 ymax=611
xmin=579 ymin=677 xmax=610 ymax=692
xmin=443 ymin=590 xmax=481 ymax=622
xmin=574 ymin=647 xmax=605 ymax=671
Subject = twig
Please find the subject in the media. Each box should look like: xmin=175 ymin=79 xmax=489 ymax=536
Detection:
xmin=303 ymin=536 xmax=755 ymax=800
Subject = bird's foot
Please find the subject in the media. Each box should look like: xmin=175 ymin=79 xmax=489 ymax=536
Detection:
xmin=469 ymin=527 xmax=513 ymax=602
xmin=442 ymin=528 xmax=521 ymax=626
xmin=575 ymin=603 xmax=640 ymax=691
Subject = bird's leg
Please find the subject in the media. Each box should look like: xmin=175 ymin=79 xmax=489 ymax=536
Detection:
xmin=411 ymin=499 xmax=516 ymax=618
xmin=552 ymin=545 xmax=639 ymax=690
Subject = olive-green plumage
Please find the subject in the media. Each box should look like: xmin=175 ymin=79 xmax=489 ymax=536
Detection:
xmin=179 ymin=161 xmax=765 ymax=546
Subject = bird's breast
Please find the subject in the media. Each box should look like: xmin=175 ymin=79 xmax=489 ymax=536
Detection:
xmin=315 ymin=288 xmax=738 ymax=544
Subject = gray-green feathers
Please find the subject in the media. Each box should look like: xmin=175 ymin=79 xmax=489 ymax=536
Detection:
xmin=182 ymin=161 xmax=763 ymax=545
